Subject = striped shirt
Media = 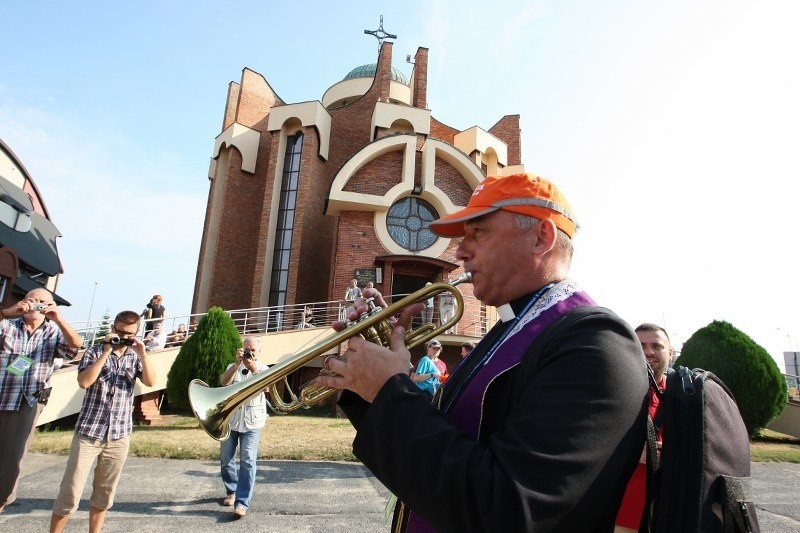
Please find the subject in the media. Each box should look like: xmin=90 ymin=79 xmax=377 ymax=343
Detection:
xmin=75 ymin=345 xmax=143 ymax=441
xmin=0 ymin=318 xmax=79 ymax=411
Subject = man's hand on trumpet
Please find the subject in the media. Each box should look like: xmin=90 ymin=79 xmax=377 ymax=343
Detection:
xmin=319 ymin=288 xmax=424 ymax=403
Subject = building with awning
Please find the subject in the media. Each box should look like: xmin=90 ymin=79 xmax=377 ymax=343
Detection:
xmin=0 ymin=139 xmax=70 ymax=307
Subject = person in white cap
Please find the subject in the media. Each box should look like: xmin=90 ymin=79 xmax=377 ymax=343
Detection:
xmin=321 ymin=173 xmax=647 ymax=532
xmin=410 ymin=339 xmax=443 ymax=396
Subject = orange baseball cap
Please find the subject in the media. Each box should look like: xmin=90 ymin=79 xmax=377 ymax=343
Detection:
xmin=429 ymin=173 xmax=578 ymax=238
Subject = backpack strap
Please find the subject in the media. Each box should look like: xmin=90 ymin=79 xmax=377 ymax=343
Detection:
xmin=640 ymin=365 xmax=665 ymax=533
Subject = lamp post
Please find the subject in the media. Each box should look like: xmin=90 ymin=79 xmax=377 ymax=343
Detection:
xmin=778 ymin=328 xmax=798 ymax=379
xmin=778 ymin=327 xmax=795 ymax=352
xmin=86 ymin=282 xmax=98 ymax=328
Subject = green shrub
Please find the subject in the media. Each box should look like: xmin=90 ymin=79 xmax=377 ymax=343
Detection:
xmin=676 ymin=320 xmax=786 ymax=436
xmin=166 ymin=307 xmax=241 ymax=409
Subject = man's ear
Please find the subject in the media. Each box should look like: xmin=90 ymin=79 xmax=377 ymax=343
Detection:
xmin=533 ymin=219 xmax=558 ymax=255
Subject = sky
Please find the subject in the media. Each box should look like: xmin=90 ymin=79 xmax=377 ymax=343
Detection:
xmin=1 ymin=1 xmax=799 ymax=369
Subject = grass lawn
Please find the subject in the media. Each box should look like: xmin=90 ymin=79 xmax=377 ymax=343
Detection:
xmin=32 ymin=409 xmax=800 ymax=463
xmin=32 ymin=407 xmax=357 ymax=462
xmin=750 ymin=429 xmax=800 ymax=462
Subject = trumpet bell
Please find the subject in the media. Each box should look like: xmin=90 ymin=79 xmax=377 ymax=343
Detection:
xmin=189 ymin=379 xmax=233 ymax=441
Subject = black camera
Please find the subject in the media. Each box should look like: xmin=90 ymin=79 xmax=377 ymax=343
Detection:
xmin=107 ymin=335 xmax=135 ymax=346
xmin=242 ymin=349 xmax=255 ymax=360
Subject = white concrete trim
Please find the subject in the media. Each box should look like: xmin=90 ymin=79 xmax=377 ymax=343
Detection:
xmin=328 ymin=135 xmax=486 ymax=257
xmin=453 ymin=126 xmax=508 ymax=166
xmin=212 ymin=123 xmax=261 ymax=174
xmin=420 ymin=138 xmax=485 ymax=197
xmin=322 ymin=78 xmax=373 ymax=108
xmin=196 ymin=148 xmax=231 ymax=311
xmin=267 ymin=101 xmax=331 ymax=160
xmin=371 ymin=102 xmax=430 ymax=140
xmin=322 ymin=78 xmax=411 ymax=108
xmin=327 ymin=135 xmax=417 ymax=214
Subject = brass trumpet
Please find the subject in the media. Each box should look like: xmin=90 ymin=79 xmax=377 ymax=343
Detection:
xmin=188 ymin=272 xmax=472 ymax=441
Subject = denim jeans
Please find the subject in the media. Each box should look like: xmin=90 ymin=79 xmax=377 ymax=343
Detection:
xmin=220 ymin=428 xmax=261 ymax=509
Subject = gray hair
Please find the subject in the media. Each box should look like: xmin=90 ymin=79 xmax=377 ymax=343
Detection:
xmin=242 ymin=337 xmax=261 ymax=349
xmin=513 ymin=214 xmax=574 ymax=261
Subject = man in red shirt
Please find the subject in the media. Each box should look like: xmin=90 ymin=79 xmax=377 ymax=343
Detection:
xmin=615 ymin=323 xmax=674 ymax=531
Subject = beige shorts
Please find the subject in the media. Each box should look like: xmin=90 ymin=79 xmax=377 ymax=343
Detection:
xmin=52 ymin=432 xmax=130 ymax=516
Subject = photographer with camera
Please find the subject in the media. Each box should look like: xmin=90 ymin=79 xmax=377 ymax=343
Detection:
xmin=50 ymin=310 xmax=155 ymax=533
xmin=218 ymin=337 xmax=268 ymax=519
xmin=0 ymin=288 xmax=81 ymax=513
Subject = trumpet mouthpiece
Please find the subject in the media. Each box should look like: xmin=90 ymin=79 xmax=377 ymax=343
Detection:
xmin=449 ymin=272 xmax=473 ymax=286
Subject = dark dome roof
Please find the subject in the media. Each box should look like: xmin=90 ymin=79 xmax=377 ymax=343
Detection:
xmin=343 ymin=63 xmax=409 ymax=85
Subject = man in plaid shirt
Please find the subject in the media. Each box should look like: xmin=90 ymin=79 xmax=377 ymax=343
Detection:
xmin=50 ymin=310 xmax=156 ymax=533
xmin=0 ymin=288 xmax=81 ymax=513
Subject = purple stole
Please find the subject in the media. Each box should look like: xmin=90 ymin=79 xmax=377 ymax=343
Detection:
xmin=406 ymin=283 xmax=596 ymax=533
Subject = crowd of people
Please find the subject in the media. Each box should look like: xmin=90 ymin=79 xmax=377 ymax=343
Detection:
xmin=2 ymin=172 xmax=686 ymax=531
xmin=0 ymin=295 xmax=271 ymax=525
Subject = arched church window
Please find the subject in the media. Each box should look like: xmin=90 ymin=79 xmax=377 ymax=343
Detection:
xmin=386 ymin=197 xmax=439 ymax=252
xmin=268 ymin=131 xmax=303 ymax=312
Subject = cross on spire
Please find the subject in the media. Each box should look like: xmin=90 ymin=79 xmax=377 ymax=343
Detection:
xmin=364 ymin=16 xmax=397 ymax=47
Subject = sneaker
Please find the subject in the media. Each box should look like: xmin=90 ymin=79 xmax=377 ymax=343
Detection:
xmin=233 ymin=505 xmax=247 ymax=518
xmin=222 ymin=494 xmax=235 ymax=507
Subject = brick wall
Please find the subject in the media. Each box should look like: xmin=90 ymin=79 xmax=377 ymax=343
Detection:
xmin=435 ymin=159 xmax=473 ymax=206
xmin=195 ymin=40 xmax=517 ymax=324
xmin=488 ymin=114 xmax=522 ymax=166
xmin=344 ymin=150 xmax=403 ymax=194
xmin=429 ymin=117 xmax=459 ymax=143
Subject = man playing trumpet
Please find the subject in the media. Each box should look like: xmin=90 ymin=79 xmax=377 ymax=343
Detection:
xmin=319 ymin=173 xmax=648 ymax=532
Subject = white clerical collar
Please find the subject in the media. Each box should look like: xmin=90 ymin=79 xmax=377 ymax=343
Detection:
xmin=497 ymin=303 xmax=515 ymax=322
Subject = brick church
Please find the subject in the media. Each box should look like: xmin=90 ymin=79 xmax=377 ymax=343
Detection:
xmin=192 ymin=34 xmax=526 ymax=332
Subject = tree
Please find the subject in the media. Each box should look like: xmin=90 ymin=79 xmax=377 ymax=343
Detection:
xmin=166 ymin=307 xmax=242 ymax=409
xmin=92 ymin=311 xmax=112 ymax=344
xmin=676 ymin=320 xmax=786 ymax=436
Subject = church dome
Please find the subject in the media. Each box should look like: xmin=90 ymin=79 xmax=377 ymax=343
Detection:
xmin=343 ymin=63 xmax=409 ymax=85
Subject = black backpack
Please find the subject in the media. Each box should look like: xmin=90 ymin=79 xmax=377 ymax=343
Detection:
xmin=641 ymin=366 xmax=760 ymax=532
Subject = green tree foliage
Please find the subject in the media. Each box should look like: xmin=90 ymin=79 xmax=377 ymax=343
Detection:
xmin=92 ymin=311 xmax=112 ymax=344
xmin=676 ymin=320 xmax=786 ymax=436
xmin=166 ymin=307 xmax=242 ymax=409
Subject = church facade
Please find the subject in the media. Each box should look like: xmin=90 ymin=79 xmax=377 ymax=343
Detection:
xmin=192 ymin=39 xmax=525 ymax=334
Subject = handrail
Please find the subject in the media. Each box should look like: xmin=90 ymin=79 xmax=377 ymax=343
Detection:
xmin=66 ymin=294 xmax=495 ymax=353
xmin=784 ymin=373 xmax=800 ymax=401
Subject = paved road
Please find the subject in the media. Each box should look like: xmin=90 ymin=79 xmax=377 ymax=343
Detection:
xmin=0 ymin=455 xmax=796 ymax=532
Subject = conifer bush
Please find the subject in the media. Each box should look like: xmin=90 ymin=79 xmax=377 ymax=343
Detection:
xmin=676 ymin=320 xmax=786 ymax=436
xmin=166 ymin=307 xmax=242 ymax=409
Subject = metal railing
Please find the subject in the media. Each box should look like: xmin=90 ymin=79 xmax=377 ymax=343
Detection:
xmin=67 ymin=293 xmax=494 ymax=356
xmin=784 ymin=373 xmax=800 ymax=402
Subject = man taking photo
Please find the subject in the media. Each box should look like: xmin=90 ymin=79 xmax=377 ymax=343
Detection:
xmin=0 ymin=288 xmax=81 ymax=512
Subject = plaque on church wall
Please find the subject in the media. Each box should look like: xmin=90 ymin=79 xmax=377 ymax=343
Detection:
xmin=354 ymin=269 xmax=376 ymax=287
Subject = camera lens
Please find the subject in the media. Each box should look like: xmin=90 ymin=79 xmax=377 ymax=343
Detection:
xmin=243 ymin=349 xmax=254 ymax=360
